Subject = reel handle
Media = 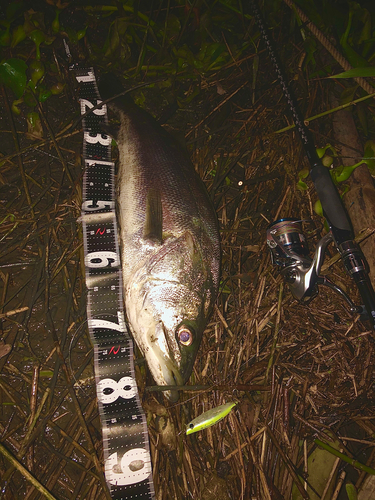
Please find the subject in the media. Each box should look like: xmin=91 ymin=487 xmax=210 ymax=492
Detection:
xmin=267 ymin=219 xmax=375 ymax=323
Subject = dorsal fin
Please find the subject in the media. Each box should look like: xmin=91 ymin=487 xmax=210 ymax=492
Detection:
xmin=144 ymin=189 xmax=163 ymax=244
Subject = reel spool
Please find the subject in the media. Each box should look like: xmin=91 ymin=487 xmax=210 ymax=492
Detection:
xmin=267 ymin=218 xmax=317 ymax=302
xmin=266 ymin=218 xmax=309 ymax=268
xmin=267 ymin=218 xmax=363 ymax=313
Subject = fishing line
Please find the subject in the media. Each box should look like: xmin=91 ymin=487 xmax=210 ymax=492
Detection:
xmin=166 ymin=327 xmax=280 ymax=411
xmin=67 ymin=317 xmax=93 ymax=397
xmin=68 ymin=77 xmax=170 ymax=136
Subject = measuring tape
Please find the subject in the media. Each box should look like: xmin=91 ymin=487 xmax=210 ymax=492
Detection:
xmin=72 ymin=65 xmax=155 ymax=499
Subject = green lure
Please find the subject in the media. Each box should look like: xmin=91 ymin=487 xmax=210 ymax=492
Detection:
xmin=186 ymin=401 xmax=237 ymax=435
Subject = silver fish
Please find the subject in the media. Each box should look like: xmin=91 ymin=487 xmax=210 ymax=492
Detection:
xmin=99 ymin=76 xmax=220 ymax=401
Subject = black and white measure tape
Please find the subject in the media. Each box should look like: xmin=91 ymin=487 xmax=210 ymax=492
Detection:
xmin=72 ymin=64 xmax=155 ymax=499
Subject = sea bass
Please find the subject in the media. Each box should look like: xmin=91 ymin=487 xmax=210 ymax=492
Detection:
xmin=98 ymin=75 xmax=220 ymax=400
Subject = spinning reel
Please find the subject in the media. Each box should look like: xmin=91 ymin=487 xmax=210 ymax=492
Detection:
xmin=267 ymin=218 xmax=363 ymax=314
xmin=252 ymin=0 xmax=375 ymax=326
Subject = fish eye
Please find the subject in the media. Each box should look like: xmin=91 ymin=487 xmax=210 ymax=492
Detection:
xmin=177 ymin=325 xmax=194 ymax=347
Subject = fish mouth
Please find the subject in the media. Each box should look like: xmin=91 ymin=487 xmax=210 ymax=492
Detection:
xmin=139 ymin=320 xmax=186 ymax=401
xmin=141 ymin=344 xmax=182 ymax=401
xmin=125 ymin=290 xmax=190 ymax=401
xmin=160 ymin=362 xmax=183 ymax=402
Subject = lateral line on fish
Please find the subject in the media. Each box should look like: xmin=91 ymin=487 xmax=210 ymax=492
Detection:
xmin=143 ymin=188 xmax=163 ymax=244
xmin=68 ymin=77 xmax=169 ymax=135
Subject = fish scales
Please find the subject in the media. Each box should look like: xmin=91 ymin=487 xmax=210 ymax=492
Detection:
xmin=98 ymin=76 xmax=220 ymax=400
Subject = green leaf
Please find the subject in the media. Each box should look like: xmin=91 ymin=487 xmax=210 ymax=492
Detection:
xmin=63 ymin=26 xmax=80 ymax=45
xmin=52 ymin=9 xmax=60 ymax=34
xmin=0 ymin=58 xmax=27 ymax=98
xmin=322 ymin=155 xmax=333 ymax=167
xmin=316 ymin=147 xmax=325 ymax=159
xmin=346 ymin=482 xmax=358 ymax=500
xmin=27 ymin=111 xmax=43 ymax=138
xmin=38 ymin=87 xmax=51 ymax=103
xmin=29 ymin=60 xmax=45 ymax=85
xmin=297 ymin=179 xmax=308 ymax=191
xmin=340 ymin=86 xmax=357 ymax=106
xmin=23 ymin=89 xmax=36 ymax=107
xmin=316 ymin=144 xmax=336 ymax=158
xmin=11 ymin=98 xmax=22 ymax=115
xmin=50 ymin=82 xmax=64 ymax=95
xmin=186 ymin=402 xmax=237 ymax=435
xmin=77 ymin=27 xmax=87 ymax=41
xmin=331 ymin=161 xmax=364 ymax=183
xmin=292 ymin=432 xmax=341 ymax=500
xmin=298 ymin=168 xmax=309 ymax=180
xmin=314 ymin=199 xmax=323 ymax=217
xmin=164 ymin=13 xmax=181 ymax=38
xmin=341 ymin=184 xmax=350 ymax=196
xmin=7 ymin=1 xmax=25 ymax=22
xmin=363 ymin=140 xmax=375 ymax=174
xmin=330 ymin=67 xmax=375 ymax=78
xmin=29 ymin=29 xmax=46 ymax=60
xmin=340 ymin=9 xmax=369 ymax=68
xmin=331 ymin=164 xmax=357 ymax=183
xmin=0 ymin=28 xmax=10 ymax=46
xmin=11 ymin=24 xmax=26 ymax=47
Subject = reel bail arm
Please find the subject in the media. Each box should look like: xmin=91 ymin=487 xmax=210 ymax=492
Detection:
xmin=267 ymin=219 xmax=364 ymax=315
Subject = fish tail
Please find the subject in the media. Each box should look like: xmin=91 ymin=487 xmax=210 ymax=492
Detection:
xmin=98 ymin=73 xmax=128 ymax=101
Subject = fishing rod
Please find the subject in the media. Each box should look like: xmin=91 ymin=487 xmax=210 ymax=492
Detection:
xmin=250 ymin=0 xmax=375 ymax=326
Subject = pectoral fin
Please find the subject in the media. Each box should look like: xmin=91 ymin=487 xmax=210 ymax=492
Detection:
xmin=144 ymin=189 xmax=163 ymax=244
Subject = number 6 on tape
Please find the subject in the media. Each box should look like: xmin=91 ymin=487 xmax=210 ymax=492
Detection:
xmin=105 ymin=449 xmax=152 ymax=486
